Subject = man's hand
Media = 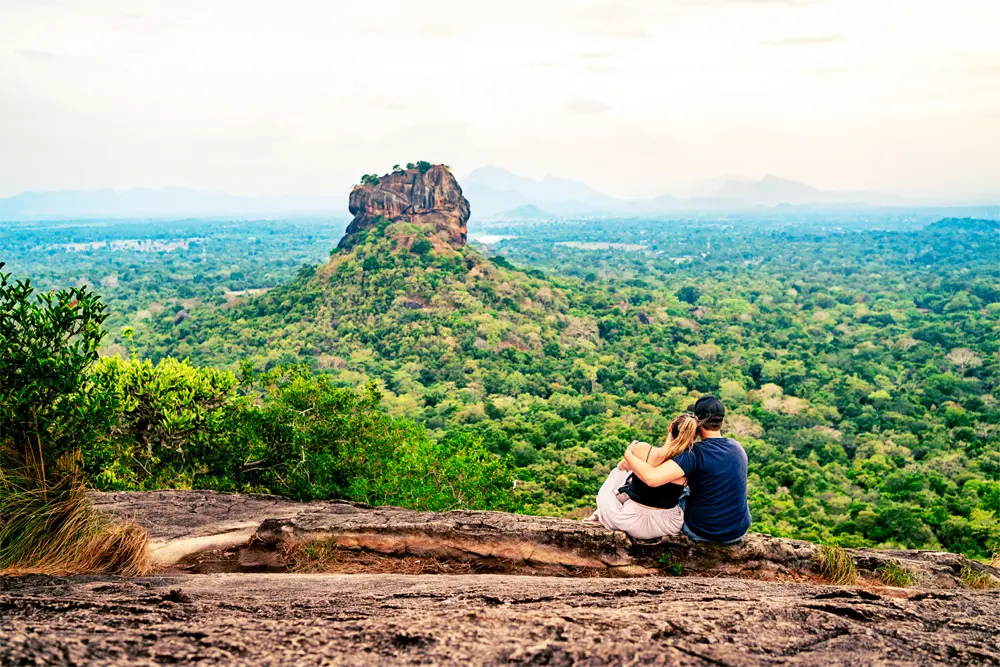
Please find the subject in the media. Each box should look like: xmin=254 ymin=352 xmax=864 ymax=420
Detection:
xmin=617 ymin=458 xmax=631 ymax=471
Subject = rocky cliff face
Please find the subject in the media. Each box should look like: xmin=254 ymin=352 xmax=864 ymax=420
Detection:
xmin=339 ymin=165 xmax=470 ymax=250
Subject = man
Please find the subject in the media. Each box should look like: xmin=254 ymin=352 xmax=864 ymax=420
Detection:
xmin=623 ymin=395 xmax=751 ymax=544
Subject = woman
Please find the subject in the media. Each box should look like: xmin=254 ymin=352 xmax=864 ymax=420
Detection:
xmin=587 ymin=413 xmax=699 ymax=540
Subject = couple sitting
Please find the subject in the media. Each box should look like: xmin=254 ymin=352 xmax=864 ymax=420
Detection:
xmin=590 ymin=395 xmax=751 ymax=544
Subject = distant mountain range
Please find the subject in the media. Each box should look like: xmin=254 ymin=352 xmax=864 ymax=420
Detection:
xmin=461 ymin=167 xmax=912 ymax=218
xmin=1 ymin=170 xmax=996 ymax=221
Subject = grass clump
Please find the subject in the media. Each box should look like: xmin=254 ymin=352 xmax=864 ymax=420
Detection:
xmin=0 ymin=480 xmax=149 ymax=575
xmin=817 ymin=544 xmax=858 ymax=585
xmin=875 ymin=560 xmax=916 ymax=588
xmin=961 ymin=566 xmax=1000 ymax=590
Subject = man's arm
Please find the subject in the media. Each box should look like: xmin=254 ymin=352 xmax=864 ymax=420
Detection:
xmin=623 ymin=449 xmax=687 ymax=487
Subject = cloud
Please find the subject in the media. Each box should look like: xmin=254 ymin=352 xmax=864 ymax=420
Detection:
xmin=578 ymin=51 xmax=619 ymax=60
xmin=691 ymin=0 xmax=811 ymax=4
xmin=765 ymin=35 xmax=842 ymax=46
xmin=15 ymin=49 xmax=71 ymax=65
xmin=562 ymin=99 xmax=612 ymax=115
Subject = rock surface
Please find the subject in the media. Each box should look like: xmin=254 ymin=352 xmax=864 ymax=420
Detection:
xmin=339 ymin=165 xmax=470 ymax=249
xmin=2 ymin=573 xmax=998 ymax=665
xmin=93 ymin=491 xmax=1000 ymax=589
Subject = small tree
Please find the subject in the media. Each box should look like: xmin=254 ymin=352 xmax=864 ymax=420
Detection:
xmin=946 ymin=347 xmax=982 ymax=374
xmin=677 ymin=285 xmax=701 ymax=305
xmin=411 ymin=238 xmax=433 ymax=256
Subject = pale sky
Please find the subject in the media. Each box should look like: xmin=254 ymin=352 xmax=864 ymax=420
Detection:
xmin=1 ymin=0 xmax=998 ymax=199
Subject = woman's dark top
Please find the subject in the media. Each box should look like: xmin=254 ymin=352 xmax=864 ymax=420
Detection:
xmin=620 ymin=473 xmax=684 ymax=509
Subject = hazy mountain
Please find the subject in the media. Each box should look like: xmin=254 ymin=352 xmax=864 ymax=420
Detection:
xmin=0 ymin=188 xmax=347 ymax=221
xmin=494 ymin=204 xmax=557 ymax=220
xmin=461 ymin=166 xmax=624 ymax=218
xmin=2 ymin=170 xmax=963 ymax=222
xmin=460 ymin=167 xmax=915 ymax=219
xmin=714 ymin=175 xmax=903 ymax=207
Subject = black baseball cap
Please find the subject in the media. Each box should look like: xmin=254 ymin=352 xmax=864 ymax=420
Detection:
xmin=687 ymin=395 xmax=725 ymax=427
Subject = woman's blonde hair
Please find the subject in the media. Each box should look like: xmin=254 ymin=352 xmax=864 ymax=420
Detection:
xmin=661 ymin=413 xmax=700 ymax=459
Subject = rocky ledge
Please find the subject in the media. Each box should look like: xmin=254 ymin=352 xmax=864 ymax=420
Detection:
xmin=92 ymin=491 xmax=1000 ymax=589
xmin=3 ymin=573 xmax=999 ymax=666
xmin=339 ymin=164 xmax=470 ymax=250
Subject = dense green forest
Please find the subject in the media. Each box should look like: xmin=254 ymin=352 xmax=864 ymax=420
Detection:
xmin=2 ymin=212 xmax=998 ymax=558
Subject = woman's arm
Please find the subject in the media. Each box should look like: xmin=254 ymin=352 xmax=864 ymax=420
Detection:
xmin=623 ymin=449 xmax=687 ymax=487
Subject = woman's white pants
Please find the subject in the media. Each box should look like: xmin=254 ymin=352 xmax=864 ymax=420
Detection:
xmin=593 ymin=467 xmax=684 ymax=540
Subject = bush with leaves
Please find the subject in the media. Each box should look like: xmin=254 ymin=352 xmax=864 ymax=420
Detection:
xmin=0 ymin=267 xmax=111 ymax=483
xmin=0 ymin=264 xmax=148 ymax=574
xmin=82 ymin=360 xmax=517 ymax=511
xmin=87 ymin=356 xmax=244 ymax=490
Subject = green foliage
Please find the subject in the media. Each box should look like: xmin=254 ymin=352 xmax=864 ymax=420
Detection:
xmin=657 ymin=553 xmax=683 ymax=576
xmin=360 ymin=173 xmax=381 ymax=187
xmin=876 ymin=561 xmax=916 ymax=587
xmin=817 ymin=544 xmax=858 ymax=585
xmin=81 ymin=360 xmax=516 ymax=512
xmin=3 ymin=212 xmax=999 ymax=558
xmin=353 ymin=431 xmax=518 ymax=511
xmin=0 ymin=264 xmax=148 ymax=574
xmin=410 ymin=238 xmax=433 ymax=256
xmin=86 ymin=356 xmax=243 ymax=490
xmin=0 ymin=264 xmax=111 ymax=486
xmin=676 ymin=285 xmax=701 ymax=305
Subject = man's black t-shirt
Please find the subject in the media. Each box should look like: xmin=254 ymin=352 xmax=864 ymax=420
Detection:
xmin=671 ymin=437 xmax=751 ymax=542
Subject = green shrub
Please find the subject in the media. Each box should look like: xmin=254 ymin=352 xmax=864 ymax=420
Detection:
xmin=0 ymin=265 xmax=148 ymax=574
xmin=82 ymin=359 xmax=516 ymax=512
xmin=0 ymin=268 xmax=112 ymax=483
xmin=355 ymin=431 xmax=518 ymax=512
xmin=411 ymin=238 xmax=433 ymax=256
xmin=86 ymin=356 xmax=244 ymax=490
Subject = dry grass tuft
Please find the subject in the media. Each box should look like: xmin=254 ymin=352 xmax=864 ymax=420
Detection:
xmin=961 ymin=566 xmax=1000 ymax=590
xmin=817 ymin=544 xmax=858 ymax=585
xmin=0 ymin=480 xmax=150 ymax=576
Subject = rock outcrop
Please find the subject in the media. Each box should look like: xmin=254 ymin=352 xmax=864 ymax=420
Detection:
xmin=4 ymin=573 xmax=999 ymax=665
xmin=4 ymin=491 xmax=994 ymax=665
xmin=93 ymin=491 xmax=1000 ymax=590
xmin=339 ymin=165 xmax=470 ymax=250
